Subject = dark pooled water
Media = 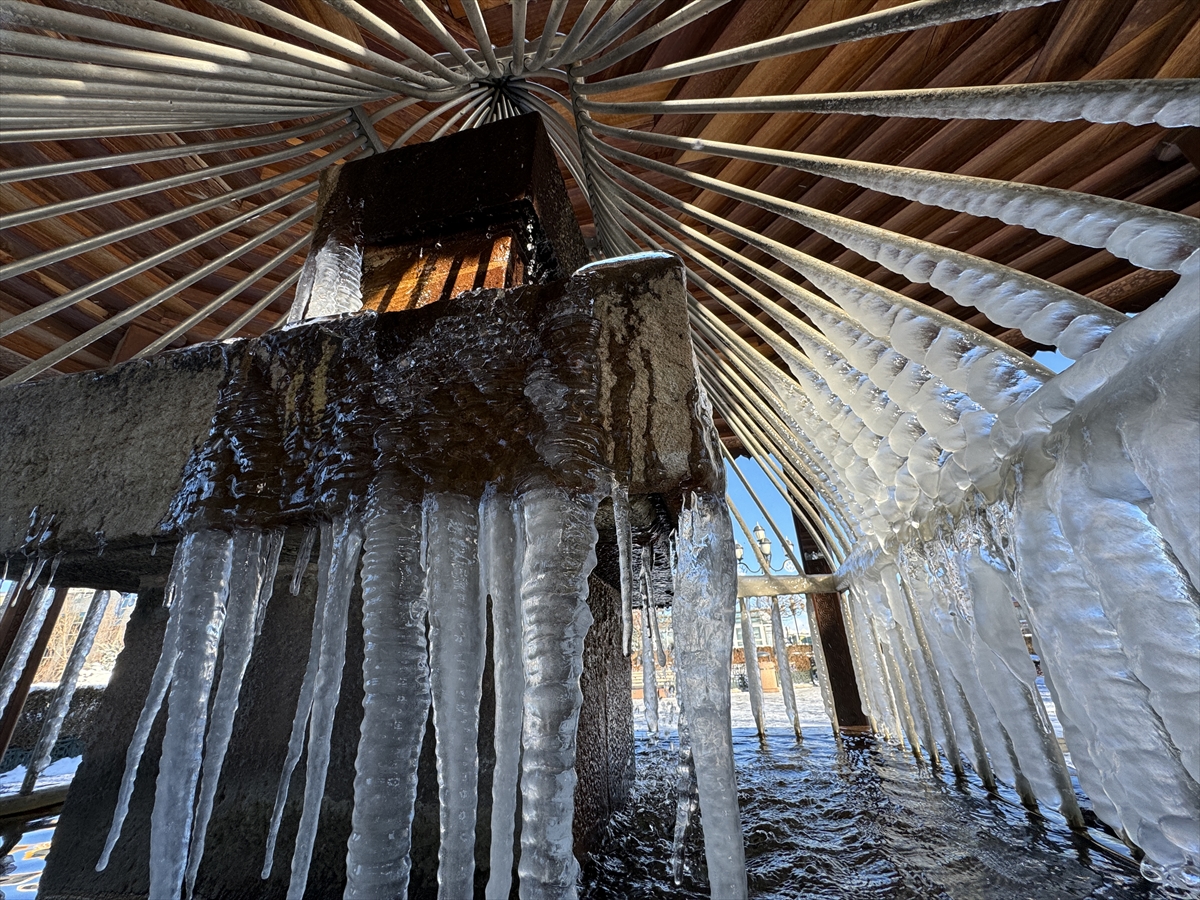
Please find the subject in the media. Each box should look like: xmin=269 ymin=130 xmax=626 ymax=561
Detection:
xmin=0 ymin=693 xmax=1154 ymax=899
xmin=583 ymin=712 xmax=1150 ymax=899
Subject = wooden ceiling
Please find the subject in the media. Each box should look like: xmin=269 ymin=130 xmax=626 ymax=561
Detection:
xmin=0 ymin=0 xmax=1197 ymax=387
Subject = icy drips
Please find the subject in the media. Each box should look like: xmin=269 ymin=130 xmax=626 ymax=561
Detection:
xmin=287 ymin=515 xmax=363 ymax=900
xmin=21 ymin=588 xmax=111 ymax=793
xmin=425 ymin=493 xmax=486 ymax=900
xmin=737 ymin=598 xmax=766 ymax=738
xmin=639 ymin=555 xmax=660 ymax=737
xmin=0 ymin=562 xmax=60 ymax=715
xmin=612 ymin=481 xmax=635 ymax=656
xmin=148 ymin=530 xmax=233 ymax=900
xmin=186 ymin=528 xmax=282 ymax=899
xmin=345 ymin=498 xmax=429 ymax=900
xmin=480 ymin=489 xmax=524 ymax=900
xmin=516 ymin=481 xmax=600 ymax=900
xmin=770 ymin=598 xmax=802 ymax=741
xmin=263 ymin=525 xmax=334 ymax=879
xmin=673 ymin=492 xmax=748 ymax=900
xmin=670 ymin=711 xmax=699 ymax=886
xmin=290 ymin=526 xmax=317 ymax=596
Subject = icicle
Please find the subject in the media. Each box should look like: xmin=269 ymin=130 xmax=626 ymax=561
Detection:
xmin=0 ymin=582 xmax=57 ymax=715
xmin=21 ymin=589 xmax=111 ymax=793
xmin=669 ymin=711 xmax=699 ymax=886
xmin=99 ymin=541 xmax=193 ymax=871
xmin=262 ymin=525 xmax=333 ymax=880
xmin=21 ymin=554 xmax=45 ymax=592
xmin=649 ymin=602 xmax=667 ymax=668
xmin=640 ymin=604 xmax=659 ymax=736
xmin=769 ymin=598 xmax=802 ymax=740
xmin=480 ymin=489 xmax=523 ymax=900
xmin=425 ymin=493 xmax=485 ymax=900
xmin=148 ymin=530 xmax=234 ymax=900
xmin=0 ymin=559 xmax=24 ymax=618
xmin=345 ymin=497 xmax=429 ymax=900
xmin=256 ymin=530 xmax=285 ymax=636
xmin=639 ymin=549 xmax=659 ymax=737
xmin=738 ymin=599 xmax=766 ymax=737
xmin=516 ymin=480 xmax=600 ymax=900
xmin=612 ymin=481 xmax=635 ymax=656
xmin=673 ymin=492 xmax=747 ymax=900
xmin=287 ymin=514 xmax=362 ymax=900
xmin=290 ymin=526 xmax=317 ymax=596
xmin=804 ymin=601 xmax=838 ymax=728
xmin=185 ymin=529 xmax=278 ymax=899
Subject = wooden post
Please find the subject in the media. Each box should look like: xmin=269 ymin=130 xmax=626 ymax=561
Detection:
xmin=794 ymin=520 xmax=870 ymax=733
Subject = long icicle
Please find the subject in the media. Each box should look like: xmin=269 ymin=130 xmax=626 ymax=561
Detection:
xmin=673 ymin=492 xmax=747 ymax=900
xmin=612 ymin=480 xmax=635 ymax=656
xmin=481 ymin=488 xmax=524 ymax=900
xmin=516 ymin=480 xmax=600 ymax=900
xmin=287 ymin=514 xmax=363 ymax=900
xmin=98 ymin=541 xmax=192 ymax=871
xmin=770 ymin=597 xmax=802 ymax=741
xmin=21 ymin=588 xmax=111 ymax=793
xmin=262 ymin=525 xmax=334 ymax=880
xmin=185 ymin=528 xmax=281 ymax=898
xmin=148 ymin=530 xmax=234 ymax=900
xmin=425 ymin=492 xmax=485 ymax=899
xmin=345 ymin=495 xmax=429 ymax=900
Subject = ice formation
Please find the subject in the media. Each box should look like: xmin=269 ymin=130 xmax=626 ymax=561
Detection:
xmin=99 ymin=253 xmax=750 ymax=900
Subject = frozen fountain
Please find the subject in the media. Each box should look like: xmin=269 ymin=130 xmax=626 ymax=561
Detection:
xmin=0 ymin=117 xmax=747 ymax=899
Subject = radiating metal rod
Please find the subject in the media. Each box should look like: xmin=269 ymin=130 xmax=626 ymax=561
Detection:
xmin=0 ymin=138 xmax=364 ymax=337
xmin=573 ymin=0 xmax=731 ymax=77
xmin=0 ymin=125 xmax=356 ymax=284
xmin=589 ymin=120 xmax=1200 ymax=274
xmin=0 ymin=181 xmax=321 ymax=386
xmin=0 ymin=56 xmax=372 ymax=107
xmin=0 ymin=30 xmax=383 ymax=102
xmin=543 ymin=0 xmax=607 ymax=70
xmin=720 ymin=453 xmax=806 ymax=573
xmin=580 ymin=79 xmax=1199 ymax=127
xmin=693 ymin=316 xmax=857 ymax=541
xmin=302 ymin=0 xmax=478 ymax=86
xmin=0 ymin=113 xmax=346 ymax=184
xmin=588 ymin=128 xmax=1124 ymax=355
xmin=8 ymin=0 xmax=422 ymax=97
xmin=570 ymin=0 xmax=650 ymax=64
xmin=713 ymin=380 xmax=844 ymax=560
xmin=576 ymin=0 xmax=1059 ymax=94
xmin=528 ymin=0 xmax=571 ymax=72
xmin=132 ymin=228 xmax=312 ymax=359
xmin=461 ymin=0 xmax=502 ymax=77
xmin=399 ymin=0 xmax=488 ymax=78
xmin=0 ymin=0 xmax=390 ymax=94
xmin=723 ymin=449 xmax=809 ymax=573
xmin=701 ymin=354 xmax=847 ymax=558
xmin=510 ymin=0 xmax=528 ymax=75
xmin=216 ymin=267 xmax=304 ymax=339
xmin=432 ymin=91 xmax=491 ymax=140
xmin=2 ymin=124 xmax=356 ymax=230
xmin=203 ymin=0 xmax=460 ymax=89
xmin=390 ymin=90 xmax=486 ymax=148
xmin=590 ymin=144 xmax=1051 ymax=377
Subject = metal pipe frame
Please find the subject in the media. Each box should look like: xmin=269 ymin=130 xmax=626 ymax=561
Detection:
xmin=579 ymin=79 xmax=1199 ymax=128
xmin=575 ymin=0 xmax=1059 ymax=94
xmin=0 ymin=112 xmax=348 ymax=185
xmin=0 ymin=135 xmax=364 ymax=341
xmin=0 ymin=121 xmax=356 ymax=285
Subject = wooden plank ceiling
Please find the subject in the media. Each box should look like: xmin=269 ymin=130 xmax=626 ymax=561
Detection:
xmin=0 ymin=0 xmax=1196 ymax=396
